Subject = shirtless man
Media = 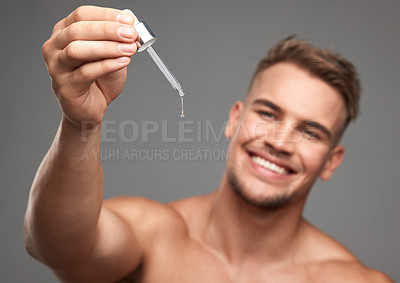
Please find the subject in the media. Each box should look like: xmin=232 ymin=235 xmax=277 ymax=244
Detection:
xmin=24 ymin=5 xmax=393 ymax=283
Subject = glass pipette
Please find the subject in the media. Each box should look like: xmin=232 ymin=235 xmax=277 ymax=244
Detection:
xmin=146 ymin=46 xmax=185 ymax=117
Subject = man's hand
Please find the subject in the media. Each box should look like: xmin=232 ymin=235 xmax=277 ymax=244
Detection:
xmin=42 ymin=5 xmax=139 ymax=127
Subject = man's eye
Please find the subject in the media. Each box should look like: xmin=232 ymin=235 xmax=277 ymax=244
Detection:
xmin=258 ymin=111 xmax=275 ymax=119
xmin=303 ymin=128 xmax=320 ymax=140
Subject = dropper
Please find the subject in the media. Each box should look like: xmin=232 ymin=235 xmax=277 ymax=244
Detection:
xmin=123 ymin=9 xmax=185 ymax=117
xmin=146 ymin=46 xmax=185 ymax=117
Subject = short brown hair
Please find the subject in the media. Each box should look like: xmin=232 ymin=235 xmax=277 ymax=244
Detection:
xmin=250 ymin=35 xmax=361 ymax=126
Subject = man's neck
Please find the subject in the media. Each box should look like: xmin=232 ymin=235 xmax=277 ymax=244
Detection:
xmin=202 ymin=172 xmax=308 ymax=267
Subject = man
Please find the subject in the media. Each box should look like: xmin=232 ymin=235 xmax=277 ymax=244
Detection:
xmin=24 ymin=5 xmax=393 ymax=283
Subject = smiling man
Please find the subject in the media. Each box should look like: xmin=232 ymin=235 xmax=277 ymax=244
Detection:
xmin=225 ymin=57 xmax=348 ymax=212
xmin=24 ymin=6 xmax=393 ymax=283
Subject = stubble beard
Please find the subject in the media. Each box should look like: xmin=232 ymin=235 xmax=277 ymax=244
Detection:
xmin=227 ymin=167 xmax=295 ymax=211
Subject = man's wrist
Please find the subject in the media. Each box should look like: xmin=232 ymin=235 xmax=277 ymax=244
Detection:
xmin=60 ymin=116 xmax=102 ymax=143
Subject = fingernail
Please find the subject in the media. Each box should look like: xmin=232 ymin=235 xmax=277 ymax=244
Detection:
xmin=117 ymin=13 xmax=133 ymax=25
xmin=118 ymin=26 xmax=134 ymax=39
xmin=118 ymin=43 xmax=135 ymax=53
xmin=115 ymin=57 xmax=129 ymax=63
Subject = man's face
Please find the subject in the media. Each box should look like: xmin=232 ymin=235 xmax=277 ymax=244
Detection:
xmin=225 ymin=62 xmax=347 ymax=210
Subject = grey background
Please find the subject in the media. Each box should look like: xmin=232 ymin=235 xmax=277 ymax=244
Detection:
xmin=1 ymin=0 xmax=399 ymax=282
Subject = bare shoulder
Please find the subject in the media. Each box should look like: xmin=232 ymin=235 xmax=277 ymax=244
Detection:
xmin=314 ymin=260 xmax=394 ymax=283
xmin=168 ymin=192 xmax=213 ymax=212
xmin=53 ymin=197 xmax=190 ymax=282
xmin=168 ymin=193 xmax=215 ymax=224
xmin=104 ymin=195 xmax=186 ymax=224
xmin=103 ymin=193 xmax=215 ymax=243
xmin=104 ymin=196 xmax=189 ymax=245
xmin=302 ymin=220 xmax=393 ymax=283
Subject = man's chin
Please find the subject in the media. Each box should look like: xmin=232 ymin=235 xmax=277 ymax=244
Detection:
xmin=228 ymin=170 xmax=294 ymax=211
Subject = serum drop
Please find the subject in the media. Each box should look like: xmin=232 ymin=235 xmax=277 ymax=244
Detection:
xmin=180 ymin=96 xmax=185 ymax=118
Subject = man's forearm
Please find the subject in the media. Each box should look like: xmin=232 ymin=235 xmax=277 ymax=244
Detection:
xmin=25 ymin=118 xmax=104 ymax=268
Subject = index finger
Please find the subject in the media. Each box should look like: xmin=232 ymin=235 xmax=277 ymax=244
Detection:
xmin=53 ymin=5 xmax=134 ymax=34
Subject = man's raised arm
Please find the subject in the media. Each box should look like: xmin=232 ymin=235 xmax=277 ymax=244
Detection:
xmin=24 ymin=6 xmax=144 ymax=282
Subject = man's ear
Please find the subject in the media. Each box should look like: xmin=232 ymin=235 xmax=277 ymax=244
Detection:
xmin=320 ymin=145 xmax=345 ymax=181
xmin=225 ymin=101 xmax=244 ymax=140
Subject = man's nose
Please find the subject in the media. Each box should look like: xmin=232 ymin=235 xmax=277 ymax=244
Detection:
xmin=266 ymin=121 xmax=298 ymax=155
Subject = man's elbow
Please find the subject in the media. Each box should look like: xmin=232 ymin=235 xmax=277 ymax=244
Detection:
xmin=369 ymin=269 xmax=395 ymax=283
xmin=24 ymin=215 xmax=42 ymax=262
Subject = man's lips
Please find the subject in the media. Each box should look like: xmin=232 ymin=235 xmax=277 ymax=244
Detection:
xmin=246 ymin=150 xmax=297 ymax=175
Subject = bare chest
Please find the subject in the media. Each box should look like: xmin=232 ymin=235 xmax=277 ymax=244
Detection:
xmin=120 ymin=241 xmax=319 ymax=283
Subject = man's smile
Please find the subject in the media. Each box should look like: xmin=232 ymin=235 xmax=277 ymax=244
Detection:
xmin=251 ymin=155 xmax=289 ymax=175
xmin=244 ymin=146 xmax=298 ymax=182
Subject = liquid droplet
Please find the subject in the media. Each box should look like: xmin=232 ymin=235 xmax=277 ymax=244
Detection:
xmin=180 ymin=96 xmax=185 ymax=118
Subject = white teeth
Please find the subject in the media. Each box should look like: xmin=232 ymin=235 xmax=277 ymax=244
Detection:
xmin=251 ymin=156 xmax=288 ymax=175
